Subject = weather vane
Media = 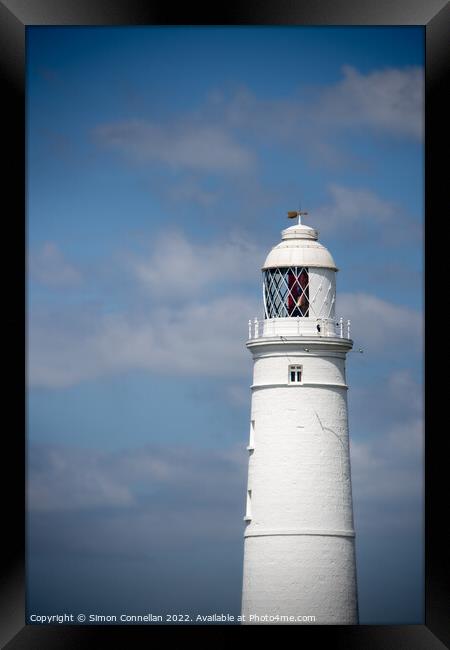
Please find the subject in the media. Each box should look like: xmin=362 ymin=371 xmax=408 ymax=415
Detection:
xmin=287 ymin=209 xmax=308 ymax=225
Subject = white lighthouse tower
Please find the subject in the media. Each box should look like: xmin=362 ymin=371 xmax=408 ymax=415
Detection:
xmin=241 ymin=212 xmax=358 ymax=625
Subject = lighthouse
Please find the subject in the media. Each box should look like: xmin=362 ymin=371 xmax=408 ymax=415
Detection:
xmin=241 ymin=212 xmax=358 ymax=625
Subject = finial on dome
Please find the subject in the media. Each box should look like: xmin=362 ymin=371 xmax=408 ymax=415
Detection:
xmin=287 ymin=209 xmax=308 ymax=226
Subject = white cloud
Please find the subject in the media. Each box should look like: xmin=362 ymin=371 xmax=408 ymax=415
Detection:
xmin=225 ymin=383 xmax=250 ymax=407
xmin=93 ymin=119 xmax=254 ymax=173
xmin=92 ymin=65 xmax=423 ymax=190
xmin=29 ymin=445 xmax=134 ymax=511
xmin=337 ymin=292 xmax=422 ymax=356
xmin=130 ymin=229 xmax=265 ymax=298
xmin=317 ymin=65 xmax=424 ymax=140
xmin=349 ymin=368 xmax=423 ymax=430
xmin=310 ymin=183 xmax=422 ymax=244
xmin=350 ymin=415 xmax=423 ymax=534
xmin=28 ymin=230 xmax=268 ymax=388
xmin=350 ymin=369 xmax=423 ymax=438
xmin=30 ymin=242 xmax=82 ymax=287
xmin=351 ymin=417 xmax=423 ymax=506
xmin=28 ymin=294 xmax=258 ymax=388
xmin=27 ymin=227 xmax=421 ymax=389
xmin=314 ymin=183 xmax=396 ymax=230
xmin=28 ymin=281 xmax=421 ymax=389
xmin=349 ymin=366 xmax=423 ymax=533
xmin=28 ymin=442 xmax=247 ymax=519
xmin=211 ymin=65 xmax=423 ymax=144
xmin=28 ymin=408 xmax=423 ymax=548
xmin=168 ymin=177 xmax=219 ymax=207
xmin=386 ymin=369 xmax=423 ymax=414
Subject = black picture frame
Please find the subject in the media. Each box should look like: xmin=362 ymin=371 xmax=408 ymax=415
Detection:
xmin=1 ymin=1 xmax=448 ymax=647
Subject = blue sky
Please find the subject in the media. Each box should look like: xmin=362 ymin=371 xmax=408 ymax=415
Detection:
xmin=27 ymin=26 xmax=424 ymax=624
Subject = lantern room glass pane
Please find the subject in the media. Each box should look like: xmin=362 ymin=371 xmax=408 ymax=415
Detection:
xmin=264 ymin=267 xmax=309 ymax=318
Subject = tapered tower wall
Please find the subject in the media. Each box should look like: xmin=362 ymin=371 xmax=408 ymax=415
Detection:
xmin=241 ymin=340 xmax=358 ymax=624
xmin=241 ymin=219 xmax=358 ymax=625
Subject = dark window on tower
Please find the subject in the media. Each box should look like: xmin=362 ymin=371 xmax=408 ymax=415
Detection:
xmin=289 ymin=365 xmax=303 ymax=384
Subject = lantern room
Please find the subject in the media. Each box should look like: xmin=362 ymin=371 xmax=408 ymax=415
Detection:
xmin=261 ymin=221 xmax=338 ymax=337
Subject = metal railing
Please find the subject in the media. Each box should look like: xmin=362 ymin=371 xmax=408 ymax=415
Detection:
xmin=248 ymin=316 xmax=351 ymax=340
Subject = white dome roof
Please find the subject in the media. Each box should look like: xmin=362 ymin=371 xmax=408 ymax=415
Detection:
xmin=262 ymin=223 xmax=337 ymax=271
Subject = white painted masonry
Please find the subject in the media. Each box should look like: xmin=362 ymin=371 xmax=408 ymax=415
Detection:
xmin=241 ymin=220 xmax=358 ymax=625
